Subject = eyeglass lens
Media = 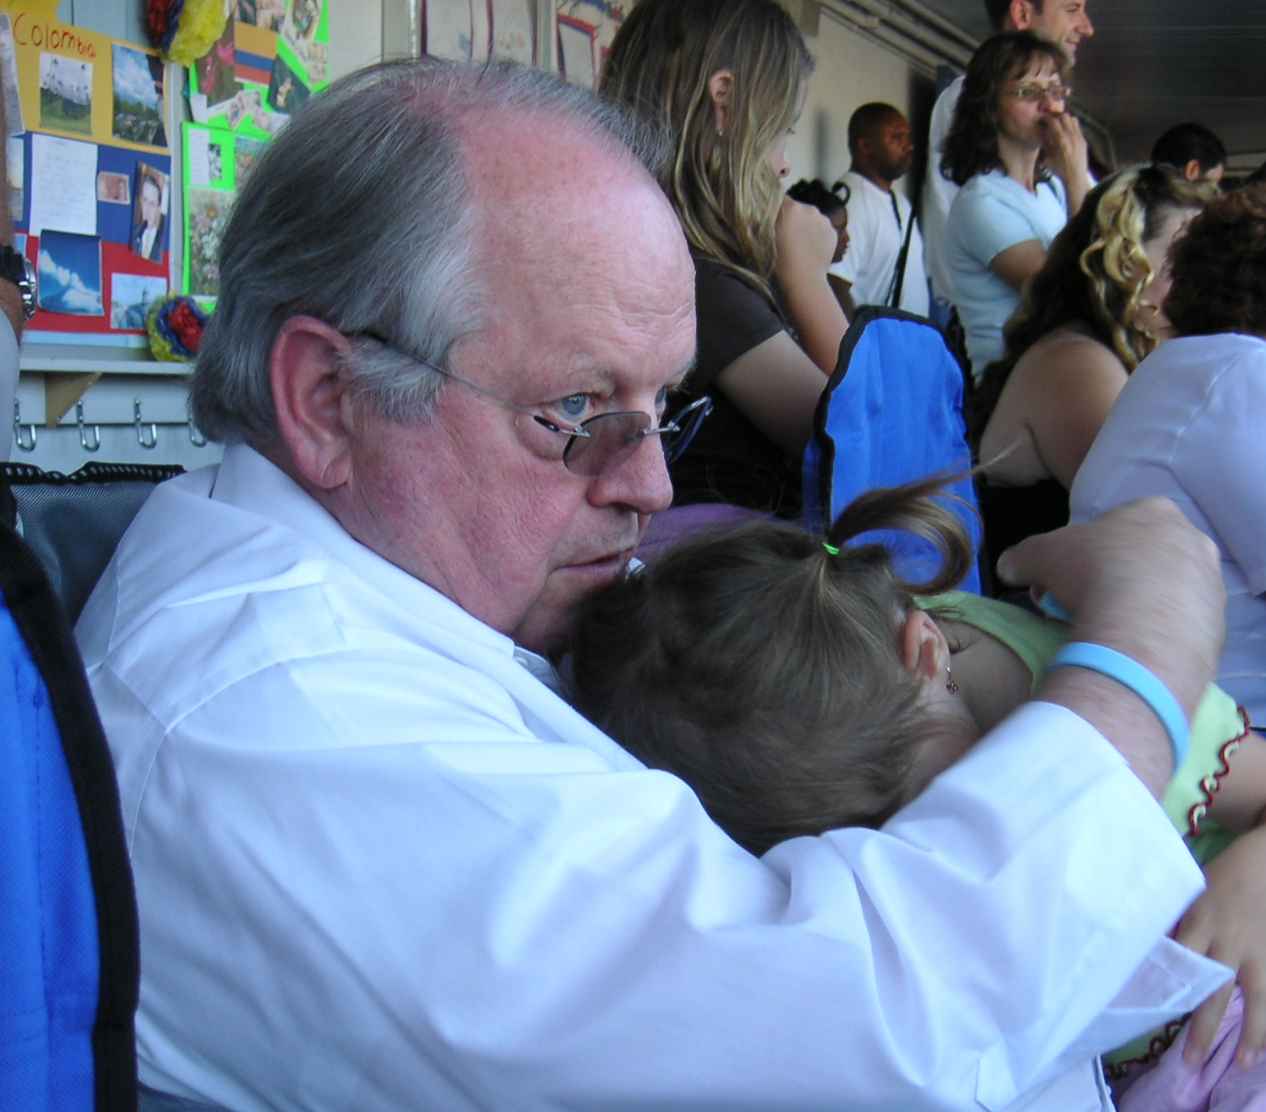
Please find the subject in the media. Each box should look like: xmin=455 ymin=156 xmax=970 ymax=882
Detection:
xmin=562 ymin=400 xmax=710 ymax=478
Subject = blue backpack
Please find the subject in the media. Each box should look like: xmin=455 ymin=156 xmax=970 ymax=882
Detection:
xmin=1 ymin=472 xmax=140 ymax=1110
xmin=802 ymin=306 xmax=983 ymax=593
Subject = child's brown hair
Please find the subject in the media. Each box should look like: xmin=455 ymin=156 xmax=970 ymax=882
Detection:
xmin=569 ymin=475 xmax=974 ymax=855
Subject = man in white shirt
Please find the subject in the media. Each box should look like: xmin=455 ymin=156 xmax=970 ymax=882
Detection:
xmin=829 ymin=102 xmax=929 ymax=317
xmin=77 ymin=58 xmax=1230 ymax=1111
xmin=923 ymin=0 xmax=1094 ymax=309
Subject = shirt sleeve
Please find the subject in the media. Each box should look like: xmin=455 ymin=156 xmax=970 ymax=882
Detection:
xmin=116 ymin=636 xmax=1226 ymax=1112
xmin=954 ymin=179 xmax=1045 ymax=268
xmin=1171 ymin=352 xmax=1266 ymax=593
xmin=691 ymin=257 xmax=786 ymax=392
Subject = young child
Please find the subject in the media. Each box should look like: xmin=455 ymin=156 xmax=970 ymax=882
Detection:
xmin=569 ymin=475 xmax=1266 ymax=1110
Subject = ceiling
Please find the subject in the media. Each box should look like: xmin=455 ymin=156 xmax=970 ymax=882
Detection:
xmin=913 ymin=0 xmax=1266 ymax=170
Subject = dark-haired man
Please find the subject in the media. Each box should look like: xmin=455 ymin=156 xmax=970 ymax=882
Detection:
xmin=1152 ymin=121 xmax=1227 ymax=185
xmin=923 ymin=0 xmax=1094 ymax=309
xmin=830 ymin=102 xmax=928 ymax=315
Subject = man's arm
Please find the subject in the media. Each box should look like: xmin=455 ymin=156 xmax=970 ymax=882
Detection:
xmin=0 ymin=91 xmax=23 ymax=340
xmin=999 ymin=498 xmax=1226 ymax=796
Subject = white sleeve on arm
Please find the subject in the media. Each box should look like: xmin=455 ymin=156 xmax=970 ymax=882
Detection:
xmin=922 ymin=78 xmax=962 ymax=303
xmin=110 ymin=632 xmax=1226 ymax=1112
xmin=1172 ymin=354 xmax=1266 ymax=593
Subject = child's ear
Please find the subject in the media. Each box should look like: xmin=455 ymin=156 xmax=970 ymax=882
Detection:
xmin=898 ymin=609 xmax=950 ymax=683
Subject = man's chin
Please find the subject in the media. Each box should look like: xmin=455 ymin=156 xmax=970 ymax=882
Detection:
xmin=514 ymin=557 xmax=632 ymax=657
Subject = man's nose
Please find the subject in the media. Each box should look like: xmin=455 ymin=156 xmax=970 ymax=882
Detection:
xmin=591 ymin=433 xmax=674 ymax=515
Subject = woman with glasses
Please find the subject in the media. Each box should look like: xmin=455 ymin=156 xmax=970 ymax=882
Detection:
xmin=601 ymin=0 xmax=846 ymax=520
xmin=968 ymin=164 xmax=1213 ymax=558
xmin=941 ymin=31 xmax=1091 ymax=380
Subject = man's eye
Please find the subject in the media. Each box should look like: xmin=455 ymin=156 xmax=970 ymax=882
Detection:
xmin=555 ymin=393 xmax=591 ymax=422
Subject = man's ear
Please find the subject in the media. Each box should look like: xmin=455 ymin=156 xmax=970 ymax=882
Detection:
xmin=1008 ymin=0 xmax=1036 ymax=30
xmin=1183 ymin=158 xmax=1203 ymax=183
xmin=269 ymin=315 xmax=357 ymax=492
xmin=707 ymin=69 xmax=734 ymax=135
xmin=898 ymin=608 xmax=949 ymax=683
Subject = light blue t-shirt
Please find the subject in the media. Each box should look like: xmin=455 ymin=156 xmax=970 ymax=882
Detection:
xmin=944 ymin=170 xmax=1067 ymax=378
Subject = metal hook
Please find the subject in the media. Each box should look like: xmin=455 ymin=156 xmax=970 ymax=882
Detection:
xmin=76 ymin=399 xmax=101 ymax=452
xmin=13 ymin=399 xmax=36 ymax=452
xmin=134 ymin=399 xmax=158 ymax=449
xmin=188 ymin=417 xmax=207 ymax=447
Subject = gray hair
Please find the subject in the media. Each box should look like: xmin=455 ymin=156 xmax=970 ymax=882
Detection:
xmin=191 ymin=59 xmax=672 ymax=446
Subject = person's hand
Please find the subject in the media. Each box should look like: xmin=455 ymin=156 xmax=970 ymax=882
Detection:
xmin=998 ymin=497 xmax=1224 ymax=738
xmin=1039 ymin=111 xmax=1089 ymax=188
xmin=773 ymin=197 xmax=836 ymax=288
xmin=1176 ymin=824 xmax=1266 ymax=1069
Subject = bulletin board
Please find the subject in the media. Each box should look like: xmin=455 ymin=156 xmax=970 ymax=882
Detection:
xmin=1 ymin=0 xmax=171 ymax=342
xmin=555 ymin=0 xmax=625 ymax=88
xmin=183 ymin=0 xmax=330 ymax=305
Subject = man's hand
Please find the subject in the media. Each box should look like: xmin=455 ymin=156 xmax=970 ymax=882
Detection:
xmin=1177 ymin=825 xmax=1266 ymax=1069
xmin=998 ymin=498 xmax=1225 ymax=794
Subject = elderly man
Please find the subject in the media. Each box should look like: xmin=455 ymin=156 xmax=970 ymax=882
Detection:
xmin=79 ymin=60 xmax=1227 ymax=1110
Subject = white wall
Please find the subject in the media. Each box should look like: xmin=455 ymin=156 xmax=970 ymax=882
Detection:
xmin=786 ymin=9 xmax=937 ymax=204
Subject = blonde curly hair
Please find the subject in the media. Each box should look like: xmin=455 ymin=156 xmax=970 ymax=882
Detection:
xmin=970 ymin=164 xmax=1215 ymax=436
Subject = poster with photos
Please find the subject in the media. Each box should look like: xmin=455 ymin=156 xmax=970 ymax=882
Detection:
xmin=188 ymin=0 xmax=329 ymax=135
xmin=181 ymin=122 xmax=274 ymax=305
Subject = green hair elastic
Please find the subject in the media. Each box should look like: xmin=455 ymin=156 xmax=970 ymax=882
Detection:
xmin=822 ymin=542 xmax=841 ymax=556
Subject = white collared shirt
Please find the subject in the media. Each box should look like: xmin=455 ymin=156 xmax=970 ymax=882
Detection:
xmin=77 ymin=443 xmax=1227 ymax=1111
xmin=830 ymin=170 xmax=930 ymax=316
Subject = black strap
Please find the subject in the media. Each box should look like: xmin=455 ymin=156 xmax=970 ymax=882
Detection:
xmin=887 ymin=195 xmax=917 ymax=310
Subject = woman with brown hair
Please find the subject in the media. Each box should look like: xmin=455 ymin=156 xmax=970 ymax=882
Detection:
xmin=941 ymin=31 xmax=1090 ymax=379
xmin=601 ymin=0 xmax=846 ymax=519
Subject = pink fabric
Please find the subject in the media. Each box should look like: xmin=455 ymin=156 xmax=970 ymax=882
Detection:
xmin=1116 ymin=988 xmax=1266 ymax=1111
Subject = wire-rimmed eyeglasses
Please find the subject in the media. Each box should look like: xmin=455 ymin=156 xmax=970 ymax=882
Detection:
xmin=349 ymin=330 xmax=712 ymax=479
xmin=1007 ymin=80 xmax=1072 ymax=104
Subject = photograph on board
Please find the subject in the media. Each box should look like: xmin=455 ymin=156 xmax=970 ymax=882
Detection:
xmin=131 ymin=162 xmax=169 ymax=263
xmin=97 ymin=170 xmax=131 ymax=204
xmin=234 ymin=136 xmax=267 ymax=186
xmin=112 ymin=45 xmax=167 ymax=147
xmin=38 ymin=230 xmax=103 ymax=316
xmin=39 ymin=54 xmax=93 ymax=137
xmin=237 ymin=0 xmax=286 ymax=32
xmin=110 ymin=272 xmax=168 ymax=329
xmin=195 ymin=21 xmax=239 ymax=107
xmin=267 ymin=55 xmax=309 ymax=114
xmin=187 ymin=188 xmax=233 ymax=297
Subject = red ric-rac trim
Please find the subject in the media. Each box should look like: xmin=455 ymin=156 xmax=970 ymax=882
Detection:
xmin=1186 ymin=708 xmax=1253 ymax=839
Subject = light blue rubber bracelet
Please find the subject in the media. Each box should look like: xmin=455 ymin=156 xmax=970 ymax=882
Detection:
xmin=1049 ymin=641 xmax=1189 ymax=769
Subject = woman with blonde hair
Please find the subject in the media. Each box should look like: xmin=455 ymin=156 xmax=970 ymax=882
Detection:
xmin=971 ymin=163 xmax=1213 ymax=555
xmin=601 ymin=0 xmax=846 ymax=519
